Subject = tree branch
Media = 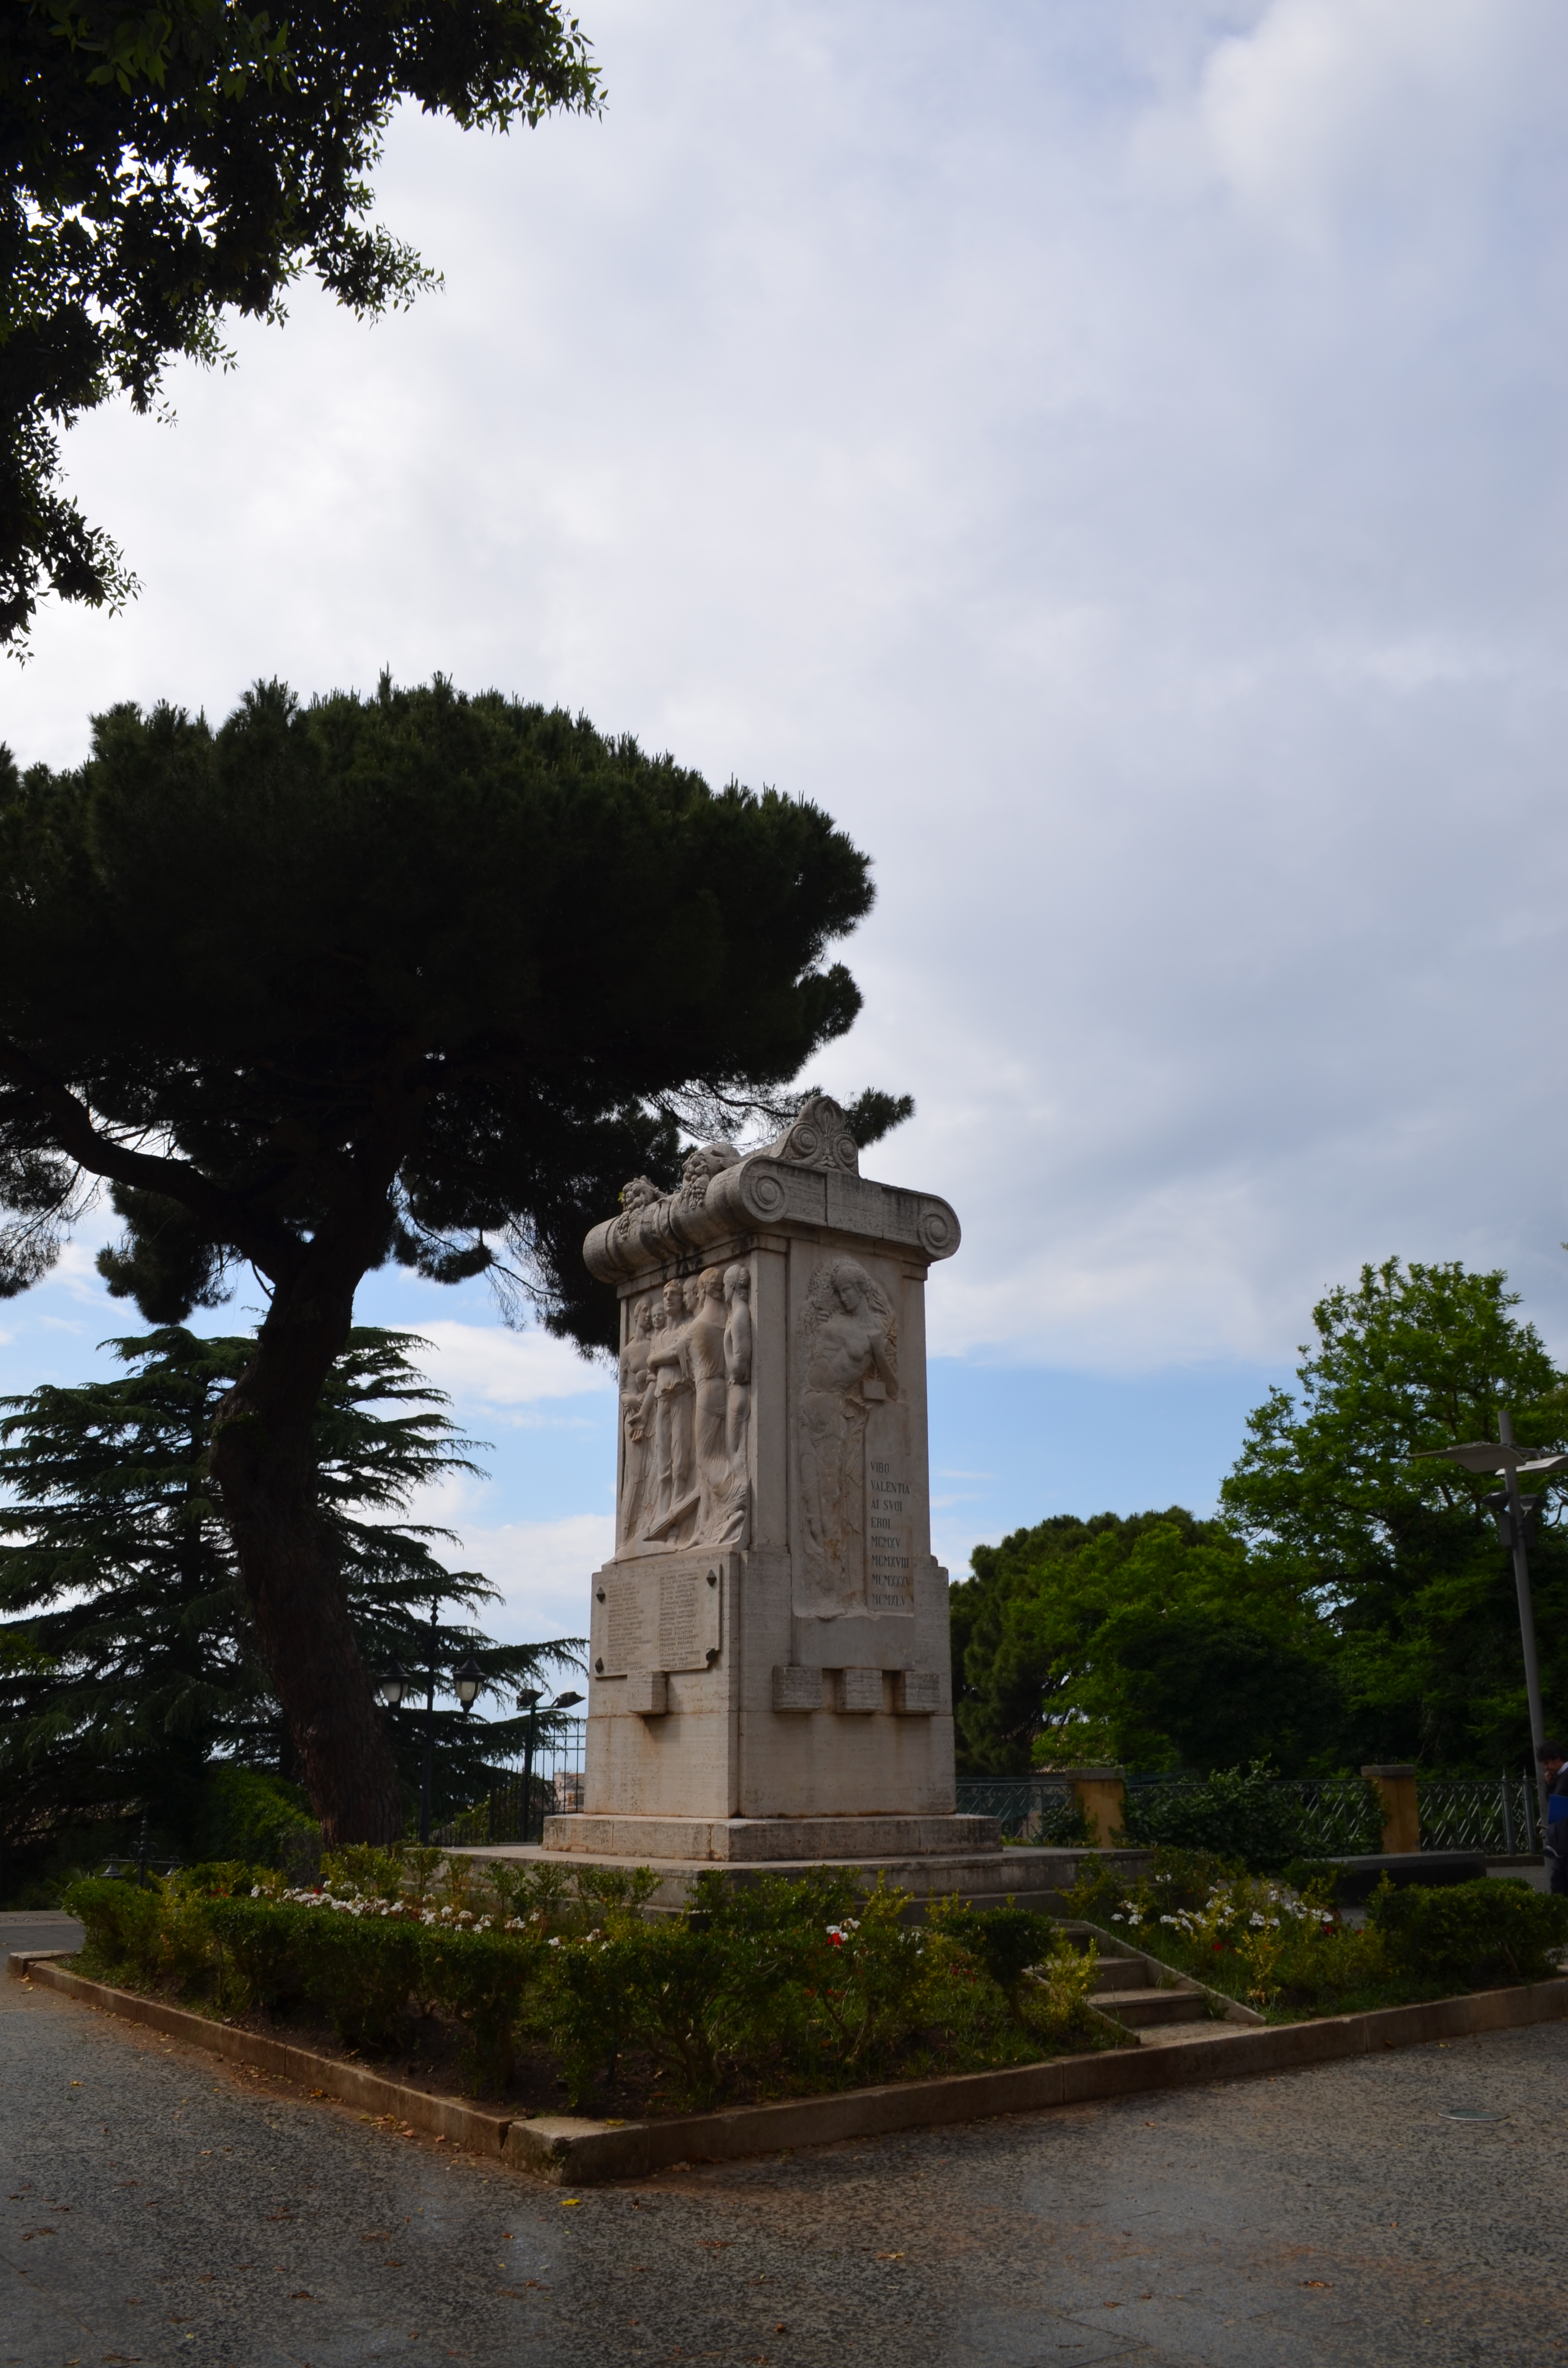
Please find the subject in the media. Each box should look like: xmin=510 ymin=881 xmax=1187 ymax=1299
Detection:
xmin=0 ymin=1036 xmax=304 ymax=1283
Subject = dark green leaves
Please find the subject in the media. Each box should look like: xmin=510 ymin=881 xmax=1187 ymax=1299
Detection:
xmin=0 ymin=678 xmax=877 ymax=1353
xmin=0 ymin=2 xmax=602 ymax=638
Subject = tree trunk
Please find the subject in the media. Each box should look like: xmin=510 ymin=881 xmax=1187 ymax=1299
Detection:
xmin=209 ymin=1241 xmax=404 ymax=1846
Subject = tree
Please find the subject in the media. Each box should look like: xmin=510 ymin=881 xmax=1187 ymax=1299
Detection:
xmin=0 ymin=1324 xmax=577 ymax=1889
xmin=0 ymin=677 xmax=898 ymax=1839
xmin=0 ymin=1 xmax=601 ymax=642
xmin=1220 ymin=1258 xmax=1568 ymax=1768
xmin=949 ymin=1508 xmax=1336 ymax=1779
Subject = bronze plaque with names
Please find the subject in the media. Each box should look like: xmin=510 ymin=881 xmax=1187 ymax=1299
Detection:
xmin=592 ymin=1554 xmax=725 ymax=1677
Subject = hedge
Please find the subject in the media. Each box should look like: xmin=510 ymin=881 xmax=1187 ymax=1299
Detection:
xmin=61 ymin=1854 xmax=1109 ymax=2111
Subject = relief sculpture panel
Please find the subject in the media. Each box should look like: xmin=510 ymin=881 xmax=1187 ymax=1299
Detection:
xmin=617 ymin=1260 xmax=752 ymax=1555
xmin=795 ymin=1255 xmax=900 ymax=1614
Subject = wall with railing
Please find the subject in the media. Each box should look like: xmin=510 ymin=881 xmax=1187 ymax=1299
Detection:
xmin=436 ymin=1737 xmax=1538 ymax=1855
xmin=954 ymin=1771 xmax=1542 ymax=1853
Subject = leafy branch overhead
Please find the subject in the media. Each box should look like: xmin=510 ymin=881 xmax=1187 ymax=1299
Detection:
xmin=0 ymin=1 xmax=603 ymax=641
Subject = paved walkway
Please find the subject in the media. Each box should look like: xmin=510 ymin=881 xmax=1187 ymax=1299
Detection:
xmin=3 ymin=1961 xmax=1564 ymax=2368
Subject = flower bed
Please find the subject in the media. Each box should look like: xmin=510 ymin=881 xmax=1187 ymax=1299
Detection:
xmin=62 ymin=1850 xmax=1120 ymax=2117
xmin=1066 ymin=1848 xmax=1568 ymax=2019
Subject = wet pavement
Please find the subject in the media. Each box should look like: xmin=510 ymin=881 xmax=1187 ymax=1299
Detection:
xmin=2 ymin=1955 xmax=1564 ymax=2367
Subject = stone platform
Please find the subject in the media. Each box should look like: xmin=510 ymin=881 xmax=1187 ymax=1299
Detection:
xmin=539 ymin=1811 xmax=999 ymax=1863
xmin=453 ymin=1833 xmax=1156 ymax=1916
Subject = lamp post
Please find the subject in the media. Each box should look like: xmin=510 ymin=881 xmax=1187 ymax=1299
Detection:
xmin=1417 ymin=1412 xmax=1568 ymax=1838
xmin=377 ymin=1615 xmax=490 ymax=1844
xmin=514 ymin=1687 xmax=585 ymax=1845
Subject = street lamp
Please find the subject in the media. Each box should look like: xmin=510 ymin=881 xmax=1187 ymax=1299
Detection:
xmin=514 ymin=1687 xmax=586 ymax=1845
xmin=1417 ymin=1409 xmax=1568 ymax=1837
xmin=376 ymin=1610 xmax=487 ymax=1843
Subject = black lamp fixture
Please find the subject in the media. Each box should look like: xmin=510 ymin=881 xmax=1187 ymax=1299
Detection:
xmin=552 ymin=1689 xmax=585 ymax=1711
xmin=376 ymin=1661 xmax=410 ymax=1709
xmin=453 ymin=1654 xmax=484 ymax=1712
xmin=514 ymin=1685 xmax=543 ymax=1713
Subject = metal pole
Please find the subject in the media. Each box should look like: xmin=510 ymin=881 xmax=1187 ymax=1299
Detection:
xmin=1500 ymin=1775 xmax=1514 ymax=1857
xmin=523 ymin=1705 xmax=539 ymax=1848
xmin=419 ymin=1599 xmax=437 ymax=1846
xmin=136 ymin=1811 xmax=149 ymax=1889
xmin=1499 ymin=1409 xmax=1550 ymax=1839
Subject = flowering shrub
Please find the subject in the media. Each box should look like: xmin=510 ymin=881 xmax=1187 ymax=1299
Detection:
xmin=63 ymin=1854 xmax=1116 ymax=2110
xmin=1065 ymin=1845 xmax=1566 ymax=2016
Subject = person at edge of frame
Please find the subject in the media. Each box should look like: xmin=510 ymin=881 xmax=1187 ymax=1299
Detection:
xmin=1536 ymin=1740 xmax=1568 ymax=1896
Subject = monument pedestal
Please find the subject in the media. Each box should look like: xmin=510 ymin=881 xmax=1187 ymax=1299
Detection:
xmin=541 ymin=1096 xmax=983 ymax=1886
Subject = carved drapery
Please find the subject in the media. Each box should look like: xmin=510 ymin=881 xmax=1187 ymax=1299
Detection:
xmin=796 ymin=1255 xmax=899 ymax=1613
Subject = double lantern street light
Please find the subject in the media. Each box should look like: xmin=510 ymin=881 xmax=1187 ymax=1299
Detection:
xmin=376 ymin=1615 xmax=584 ymax=1847
xmin=375 ymin=1601 xmax=487 ymax=1845
xmin=1417 ymin=1409 xmax=1568 ymax=1837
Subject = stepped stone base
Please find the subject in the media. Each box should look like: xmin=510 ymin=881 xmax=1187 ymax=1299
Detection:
xmin=454 ymin=1830 xmax=1157 ymax=1916
xmin=540 ymin=1812 xmax=999 ymax=1863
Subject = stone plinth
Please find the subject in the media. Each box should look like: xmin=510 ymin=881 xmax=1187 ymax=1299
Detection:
xmin=551 ymin=1095 xmax=988 ymax=1870
xmin=541 ymin=1812 xmax=998 ymax=1863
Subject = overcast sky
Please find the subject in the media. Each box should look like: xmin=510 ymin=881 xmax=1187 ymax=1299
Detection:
xmin=3 ymin=0 xmax=1566 ymax=1643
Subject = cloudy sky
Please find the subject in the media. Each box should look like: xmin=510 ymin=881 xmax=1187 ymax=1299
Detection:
xmin=4 ymin=0 xmax=1567 ymax=1646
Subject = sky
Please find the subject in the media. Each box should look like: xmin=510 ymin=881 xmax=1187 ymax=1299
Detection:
xmin=3 ymin=0 xmax=1567 ymax=1653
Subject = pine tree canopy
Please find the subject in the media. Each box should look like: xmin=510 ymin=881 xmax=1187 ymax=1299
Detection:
xmin=0 ymin=1 xmax=601 ymax=641
xmin=0 ymin=677 xmax=887 ymax=1839
xmin=0 ymin=1324 xmax=579 ymax=1884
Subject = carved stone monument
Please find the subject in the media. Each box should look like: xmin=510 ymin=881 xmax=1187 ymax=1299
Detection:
xmin=541 ymin=1095 xmax=999 ymax=1866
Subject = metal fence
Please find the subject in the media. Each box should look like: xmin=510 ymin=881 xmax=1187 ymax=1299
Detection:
xmin=433 ymin=1718 xmax=587 ymax=1849
xmin=954 ymin=1780 xmax=1078 ymax=1842
xmin=959 ymin=1771 xmax=1542 ymax=1856
xmin=439 ymin=1744 xmax=1540 ymax=1856
xmin=1417 ymin=1775 xmax=1538 ymax=1854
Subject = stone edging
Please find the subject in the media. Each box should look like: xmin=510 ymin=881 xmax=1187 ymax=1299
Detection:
xmin=12 ymin=1949 xmax=1568 ymax=2185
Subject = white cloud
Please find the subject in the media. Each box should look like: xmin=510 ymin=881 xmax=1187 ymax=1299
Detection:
xmin=414 ymin=1322 xmax=612 ymax=1409
xmin=441 ymin=1513 xmax=611 ymax=1649
xmin=5 ymin=0 xmax=1567 ymax=1392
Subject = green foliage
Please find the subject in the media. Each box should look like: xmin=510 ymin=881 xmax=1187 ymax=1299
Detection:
xmin=62 ymin=1874 xmax=161 ymax=1984
xmin=950 ymin=1508 xmax=1338 ymax=1778
xmin=0 ymin=2 xmax=601 ymax=641
xmin=1063 ymin=1851 xmax=1566 ymax=2019
xmin=63 ymin=1855 xmax=1112 ymax=2109
xmin=1118 ymin=1764 xmax=1382 ymax=1872
xmin=1366 ymin=1877 xmax=1568 ymax=1990
xmin=0 ymin=1324 xmax=572 ymax=1887
xmin=192 ymin=1767 xmax=318 ymax=1868
xmin=1221 ymin=1258 xmax=1568 ymax=1768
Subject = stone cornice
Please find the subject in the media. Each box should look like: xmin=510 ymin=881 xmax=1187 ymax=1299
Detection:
xmin=582 ymin=1095 xmax=960 ymax=1283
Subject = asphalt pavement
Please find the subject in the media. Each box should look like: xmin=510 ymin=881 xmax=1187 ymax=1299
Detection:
xmin=2 ymin=1952 xmax=1564 ymax=2368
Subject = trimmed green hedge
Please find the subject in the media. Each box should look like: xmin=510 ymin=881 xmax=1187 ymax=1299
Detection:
xmin=1367 ymin=1875 xmax=1568 ymax=1989
xmin=62 ymin=1858 xmax=1107 ymax=2111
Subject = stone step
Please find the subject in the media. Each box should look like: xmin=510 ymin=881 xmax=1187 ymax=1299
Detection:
xmin=1088 ymin=1956 xmax=1154 ymax=1992
xmin=1093 ymin=1986 xmax=1208 ymax=2028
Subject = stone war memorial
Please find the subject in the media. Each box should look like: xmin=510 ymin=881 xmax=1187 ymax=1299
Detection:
xmin=534 ymin=1093 xmax=1017 ymax=1899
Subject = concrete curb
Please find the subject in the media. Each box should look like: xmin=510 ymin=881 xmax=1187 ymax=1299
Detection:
xmin=12 ymin=1948 xmax=1568 ymax=2185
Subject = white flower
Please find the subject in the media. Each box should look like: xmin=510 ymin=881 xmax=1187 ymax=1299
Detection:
xmin=1249 ymin=1912 xmax=1266 ymax=1928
